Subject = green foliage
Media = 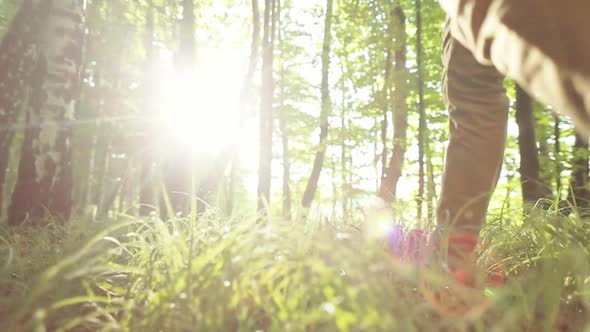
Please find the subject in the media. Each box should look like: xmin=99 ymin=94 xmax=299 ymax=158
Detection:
xmin=0 ymin=207 xmax=589 ymax=331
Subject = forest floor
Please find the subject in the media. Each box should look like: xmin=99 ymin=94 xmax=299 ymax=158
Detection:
xmin=0 ymin=203 xmax=589 ymax=331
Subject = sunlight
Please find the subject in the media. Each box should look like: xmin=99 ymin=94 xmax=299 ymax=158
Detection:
xmin=364 ymin=200 xmax=395 ymax=239
xmin=156 ymin=49 xmax=245 ymax=157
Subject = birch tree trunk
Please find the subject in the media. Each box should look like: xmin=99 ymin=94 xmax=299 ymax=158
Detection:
xmin=9 ymin=0 xmax=85 ymax=225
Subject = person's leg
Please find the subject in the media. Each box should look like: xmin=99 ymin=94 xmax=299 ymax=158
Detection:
xmin=442 ymin=0 xmax=590 ymax=135
xmin=437 ymin=23 xmax=509 ymax=268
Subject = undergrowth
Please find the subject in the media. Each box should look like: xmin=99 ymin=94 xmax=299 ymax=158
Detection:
xmin=0 ymin=204 xmax=589 ymax=331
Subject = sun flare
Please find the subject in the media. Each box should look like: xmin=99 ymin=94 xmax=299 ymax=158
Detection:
xmin=156 ymin=49 xmax=245 ymax=157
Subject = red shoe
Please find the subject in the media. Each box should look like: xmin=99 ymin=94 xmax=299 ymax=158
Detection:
xmin=418 ymin=233 xmax=506 ymax=320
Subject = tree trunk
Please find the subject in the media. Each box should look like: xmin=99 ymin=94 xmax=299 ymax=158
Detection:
xmin=536 ymin=109 xmax=552 ymax=194
xmin=178 ymin=0 xmax=195 ymax=69
xmin=415 ymin=0 xmax=426 ymax=221
xmin=373 ymin=121 xmax=379 ymax=192
xmin=226 ymin=159 xmax=237 ymax=215
xmin=515 ymin=85 xmax=545 ymax=204
xmin=0 ymin=0 xmax=49 ymax=215
xmin=95 ymin=70 xmax=123 ymax=220
xmin=340 ymin=80 xmax=348 ymax=216
xmin=161 ymin=0 xmax=195 ymax=218
xmin=379 ymin=6 xmax=407 ymax=203
xmin=426 ymin=143 xmax=435 ymax=221
xmin=378 ymin=31 xmax=392 ymax=190
xmin=301 ymin=0 xmax=333 ymax=209
xmin=257 ymin=0 xmax=276 ymax=212
xmin=276 ymin=0 xmax=291 ymax=219
xmin=247 ymin=0 xmax=261 ymax=105
xmin=380 ymin=107 xmax=388 ymax=186
xmin=139 ymin=1 xmax=157 ymax=216
xmin=194 ymin=0 xmax=262 ymax=213
xmin=94 ymin=126 xmax=112 ymax=220
xmin=226 ymin=0 xmax=260 ymax=215
xmin=279 ymin=105 xmax=291 ymax=218
xmin=569 ymin=133 xmax=590 ymax=209
xmin=9 ymin=0 xmax=85 ymax=225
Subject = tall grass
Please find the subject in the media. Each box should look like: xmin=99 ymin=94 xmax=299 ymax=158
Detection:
xmin=0 ymin=204 xmax=588 ymax=331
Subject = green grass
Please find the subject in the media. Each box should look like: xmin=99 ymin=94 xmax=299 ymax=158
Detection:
xmin=0 ymin=204 xmax=589 ymax=331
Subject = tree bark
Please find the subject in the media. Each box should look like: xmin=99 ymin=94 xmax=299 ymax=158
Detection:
xmin=9 ymin=0 xmax=85 ymax=225
xmin=515 ymin=85 xmax=545 ymax=204
xmin=0 ymin=0 xmax=49 ymax=215
xmin=379 ymin=6 xmax=407 ymax=203
xmin=257 ymin=0 xmax=275 ymax=212
xmin=301 ymin=0 xmax=333 ymax=209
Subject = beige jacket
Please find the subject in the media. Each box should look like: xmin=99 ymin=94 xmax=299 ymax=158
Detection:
xmin=442 ymin=0 xmax=590 ymax=134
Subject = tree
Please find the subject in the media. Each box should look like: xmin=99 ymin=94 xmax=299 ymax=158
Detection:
xmin=378 ymin=9 xmax=394 ymax=199
xmin=379 ymin=6 xmax=407 ymax=203
xmin=160 ymin=0 xmax=195 ymax=218
xmin=515 ymin=85 xmax=546 ymax=204
xmin=0 ymin=0 xmax=48 ymax=214
xmin=139 ymin=0 xmax=157 ymax=216
xmin=276 ymin=0 xmax=292 ymax=219
xmin=257 ymin=0 xmax=276 ymax=212
xmin=9 ymin=0 xmax=85 ymax=225
xmin=301 ymin=0 xmax=334 ymax=210
xmin=221 ymin=0 xmax=262 ymax=215
xmin=415 ymin=0 xmax=427 ymax=221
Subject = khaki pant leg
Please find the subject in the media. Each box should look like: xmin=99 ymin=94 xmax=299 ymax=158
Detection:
xmin=437 ymin=24 xmax=509 ymax=234
xmin=443 ymin=0 xmax=590 ymax=135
